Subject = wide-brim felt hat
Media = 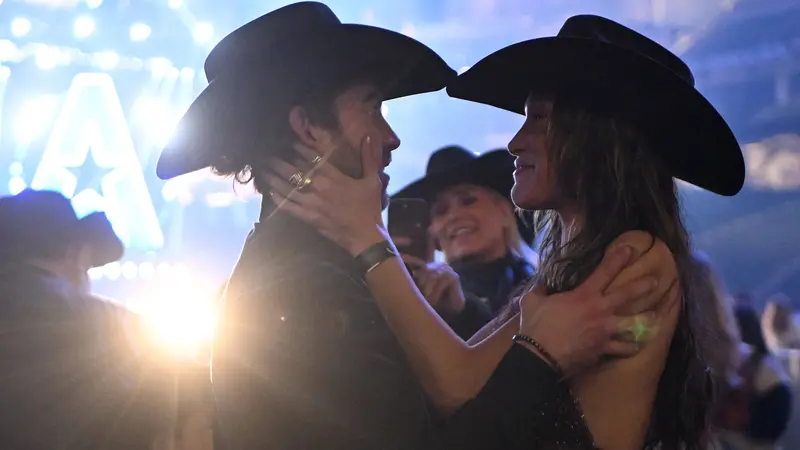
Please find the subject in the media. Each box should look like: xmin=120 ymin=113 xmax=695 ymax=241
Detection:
xmin=447 ymin=15 xmax=745 ymax=197
xmin=0 ymin=189 xmax=124 ymax=267
xmin=157 ymin=1 xmax=457 ymax=180
xmin=392 ymin=146 xmax=535 ymax=245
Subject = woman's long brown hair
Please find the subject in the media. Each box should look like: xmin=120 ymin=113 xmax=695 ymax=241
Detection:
xmin=522 ymin=92 xmax=712 ymax=450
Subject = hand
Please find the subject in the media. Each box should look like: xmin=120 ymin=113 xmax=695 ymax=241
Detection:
xmin=519 ymin=246 xmax=659 ymax=377
xmin=400 ymin=251 xmax=465 ymax=315
xmin=263 ymin=136 xmax=387 ymax=256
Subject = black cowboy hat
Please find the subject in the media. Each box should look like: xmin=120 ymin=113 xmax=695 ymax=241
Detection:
xmin=447 ymin=15 xmax=745 ymax=197
xmin=156 ymin=2 xmax=456 ymax=180
xmin=0 ymin=189 xmax=124 ymax=267
xmin=392 ymin=146 xmax=535 ymax=245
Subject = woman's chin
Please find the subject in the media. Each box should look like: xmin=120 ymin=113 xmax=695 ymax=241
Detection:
xmin=511 ymin=185 xmax=542 ymax=210
xmin=445 ymin=243 xmax=481 ymax=262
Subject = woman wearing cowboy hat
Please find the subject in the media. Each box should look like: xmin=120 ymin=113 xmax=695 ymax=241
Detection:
xmin=392 ymin=145 xmax=536 ymax=339
xmin=268 ymin=13 xmax=745 ymax=449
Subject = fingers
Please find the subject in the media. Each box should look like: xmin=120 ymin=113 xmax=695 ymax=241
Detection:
xmin=292 ymin=141 xmax=323 ymax=163
xmin=269 ymin=191 xmax=322 ymax=225
xmin=427 ymin=275 xmax=451 ymax=303
xmin=401 ymin=254 xmax=427 ymax=269
xmin=265 ymin=157 xmax=302 ymax=180
xmin=292 ymin=142 xmax=344 ymax=180
xmin=392 ymin=236 xmax=413 ymax=247
xmin=425 ymin=233 xmax=436 ymax=262
xmin=611 ymin=312 xmax=659 ymax=344
xmin=602 ymin=276 xmax=658 ymax=312
xmin=618 ymin=277 xmax=678 ymax=316
xmin=601 ymin=340 xmax=641 ymax=359
xmin=360 ymin=135 xmax=382 ymax=178
xmin=263 ymin=173 xmax=301 ymax=199
xmin=263 ymin=173 xmax=322 ymax=212
xmin=578 ymin=246 xmax=634 ymax=296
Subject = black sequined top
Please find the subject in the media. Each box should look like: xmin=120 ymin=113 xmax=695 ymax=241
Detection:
xmin=422 ymin=343 xmax=598 ymax=450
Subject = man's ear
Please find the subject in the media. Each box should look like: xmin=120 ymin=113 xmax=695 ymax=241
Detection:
xmin=288 ymin=106 xmax=334 ymax=152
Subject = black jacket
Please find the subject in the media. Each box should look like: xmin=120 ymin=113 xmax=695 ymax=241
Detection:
xmin=0 ymin=265 xmax=177 ymax=449
xmin=212 ymin=210 xmax=596 ymax=450
xmin=446 ymin=255 xmax=534 ymax=339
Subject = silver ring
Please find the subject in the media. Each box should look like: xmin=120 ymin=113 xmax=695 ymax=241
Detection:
xmin=288 ymin=171 xmax=312 ymax=191
xmin=311 ymin=155 xmax=323 ymax=164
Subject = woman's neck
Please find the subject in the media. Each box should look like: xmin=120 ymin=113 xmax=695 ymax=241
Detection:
xmin=557 ymin=207 xmax=584 ymax=242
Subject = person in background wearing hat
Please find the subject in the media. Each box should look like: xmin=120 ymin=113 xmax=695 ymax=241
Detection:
xmin=267 ymin=12 xmax=747 ymax=449
xmin=0 ymin=189 xmax=124 ymax=295
xmin=392 ymin=146 xmax=535 ymax=339
xmin=0 ymin=189 xmax=175 ymax=449
xmin=158 ymin=3 xmax=664 ymax=449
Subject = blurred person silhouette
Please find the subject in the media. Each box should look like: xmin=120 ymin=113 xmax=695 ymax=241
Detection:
xmin=0 ymin=188 xmax=178 ymax=449
xmin=156 ymin=3 xmax=666 ymax=450
xmin=0 ymin=189 xmax=123 ymax=294
xmin=714 ymin=299 xmax=793 ymax=450
xmin=690 ymin=253 xmax=740 ymax=389
xmin=392 ymin=146 xmax=536 ymax=339
xmin=266 ymin=12 xmax=744 ymax=450
xmin=762 ymin=294 xmax=800 ymax=351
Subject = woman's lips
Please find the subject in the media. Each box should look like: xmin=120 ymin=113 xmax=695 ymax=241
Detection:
xmin=513 ymin=165 xmax=534 ymax=177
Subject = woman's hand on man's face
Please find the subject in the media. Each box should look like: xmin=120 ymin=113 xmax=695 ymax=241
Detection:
xmin=263 ymin=136 xmax=388 ymax=256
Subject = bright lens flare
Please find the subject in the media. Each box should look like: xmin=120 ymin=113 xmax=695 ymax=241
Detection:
xmin=137 ymin=282 xmax=218 ymax=356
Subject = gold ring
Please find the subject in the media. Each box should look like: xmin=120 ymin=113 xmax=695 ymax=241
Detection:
xmin=297 ymin=176 xmax=312 ymax=191
xmin=288 ymin=171 xmax=305 ymax=187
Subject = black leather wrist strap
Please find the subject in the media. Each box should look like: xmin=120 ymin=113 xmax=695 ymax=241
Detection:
xmin=354 ymin=240 xmax=397 ymax=276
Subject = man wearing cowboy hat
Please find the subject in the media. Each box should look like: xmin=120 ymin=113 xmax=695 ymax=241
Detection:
xmin=156 ymin=2 xmax=691 ymax=449
xmin=0 ymin=188 xmax=124 ymax=293
xmin=0 ymin=189 xmax=172 ymax=449
xmin=155 ymin=3 xmax=458 ymax=449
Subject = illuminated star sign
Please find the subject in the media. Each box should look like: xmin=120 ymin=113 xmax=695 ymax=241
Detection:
xmin=68 ymin=146 xmax=113 ymax=194
xmin=31 ymin=73 xmax=164 ymax=250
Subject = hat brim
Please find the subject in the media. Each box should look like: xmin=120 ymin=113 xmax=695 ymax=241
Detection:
xmin=78 ymin=212 xmax=124 ymax=267
xmin=392 ymin=151 xmax=535 ymax=245
xmin=392 ymin=151 xmax=514 ymax=202
xmin=447 ymin=37 xmax=745 ymax=197
xmin=157 ymin=24 xmax=456 ymax=180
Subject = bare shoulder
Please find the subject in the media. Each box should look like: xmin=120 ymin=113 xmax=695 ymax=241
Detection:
xmin=606 ymin=231 xmax=680 ymax=315
xmin=607 ymin=231 xmax=676 ymax=286
xmin=608 ymin=230 xmax=669 ymax=260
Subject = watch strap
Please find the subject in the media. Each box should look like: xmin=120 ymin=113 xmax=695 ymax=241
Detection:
xmin=354 ymin=241 xmax=397 ymax=275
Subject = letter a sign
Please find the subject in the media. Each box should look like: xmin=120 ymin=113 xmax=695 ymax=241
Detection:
xmin=31 ymin=73 xmax=164 ymax=250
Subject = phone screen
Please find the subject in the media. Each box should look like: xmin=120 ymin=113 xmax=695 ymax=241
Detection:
xmin=387 ymin=198 xmax=430 ymax=261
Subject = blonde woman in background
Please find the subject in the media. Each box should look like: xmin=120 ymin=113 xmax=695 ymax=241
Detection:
xmin=391 ymin=146 xmax=536 ymax=339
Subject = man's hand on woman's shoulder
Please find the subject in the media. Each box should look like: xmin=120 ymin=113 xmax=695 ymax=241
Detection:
xmin=606 ymin=231 xmax=680 ymax=317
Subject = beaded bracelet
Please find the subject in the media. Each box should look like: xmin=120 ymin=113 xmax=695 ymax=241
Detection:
xmin=513 ymin=333 xmax=565 ymax=377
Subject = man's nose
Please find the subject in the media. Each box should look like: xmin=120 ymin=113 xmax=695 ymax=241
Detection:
xmin=384 ymin=131 xmax=400 ymax=153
